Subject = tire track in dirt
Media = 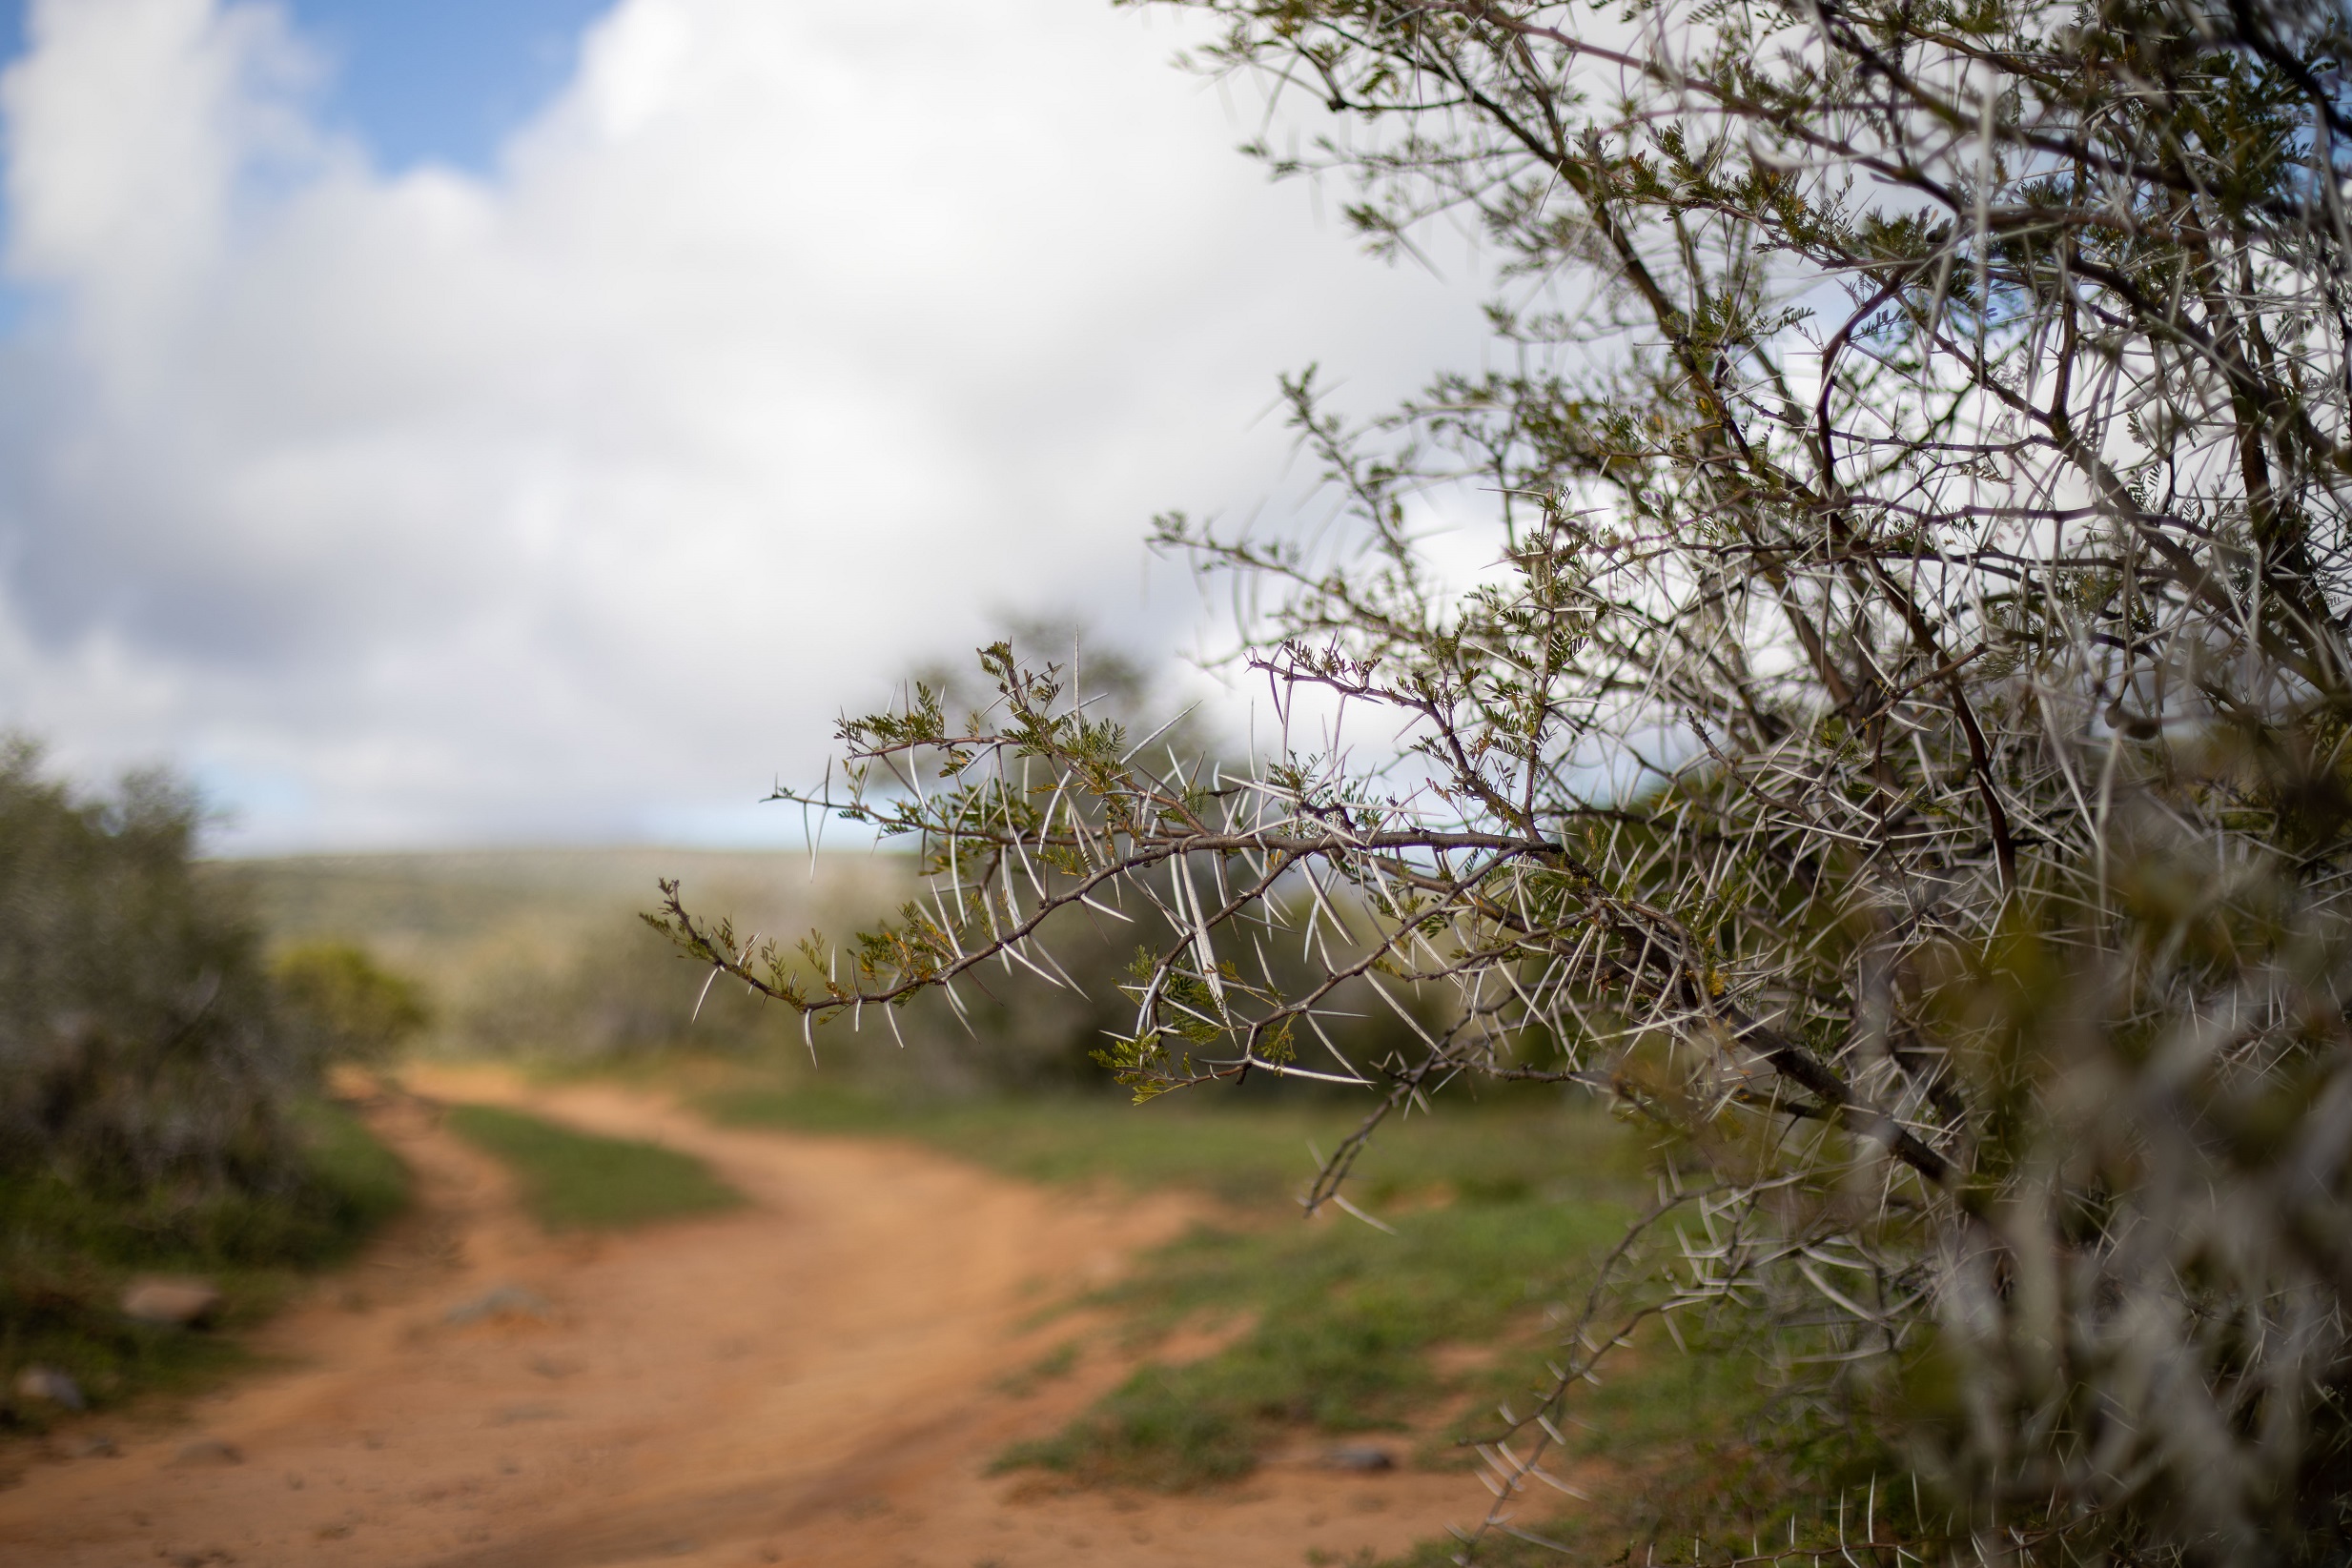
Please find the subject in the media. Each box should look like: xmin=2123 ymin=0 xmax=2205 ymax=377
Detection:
xmin=0 ymin=1069 xmax=1519 ymax=1567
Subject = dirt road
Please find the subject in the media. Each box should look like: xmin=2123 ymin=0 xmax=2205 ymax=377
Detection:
xmin=0 ymin=1072 xmax=1500 ymax=1567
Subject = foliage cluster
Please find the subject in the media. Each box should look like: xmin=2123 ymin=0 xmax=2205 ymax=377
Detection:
xmin=0 ymin=741 xmax=292 ymax=1198
xmin=273 ymin=941 xmax=430 ymax=1067
xmin=0 ymin=742 xmax=409 ymax=1425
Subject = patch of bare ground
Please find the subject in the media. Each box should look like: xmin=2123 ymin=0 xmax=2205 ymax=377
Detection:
xmin=0 ymin=1067 xmax=1599 ymax=1566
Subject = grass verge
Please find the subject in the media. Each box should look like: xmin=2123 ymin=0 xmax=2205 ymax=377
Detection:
xmin=699 ymin=1081 xmax=1636 ymax=1210
xmin=704 ymin=1079 xmax=1930 ymax=1558
xmin=997 ymin=1195 xmax=1635 ymax=1489
xmin=442 ymin=1102 xmax=742 ymax=1232
xmin=702 ymin=1083 xmax=1657 ymax=1493
xmin=0 ymin=1097 xmax=409 ymax=1431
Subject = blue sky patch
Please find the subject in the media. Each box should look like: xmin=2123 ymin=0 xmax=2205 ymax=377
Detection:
xmin=1 ymin=0 xmax=616 ymax=173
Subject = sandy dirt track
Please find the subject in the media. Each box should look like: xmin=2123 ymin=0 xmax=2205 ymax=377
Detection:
xmin=0 ymin=1070 xmax=1506 ymax=1567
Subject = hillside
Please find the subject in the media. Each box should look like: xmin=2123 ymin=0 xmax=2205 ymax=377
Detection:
xmin=204 ymin=849 xmax=908 ymax=1060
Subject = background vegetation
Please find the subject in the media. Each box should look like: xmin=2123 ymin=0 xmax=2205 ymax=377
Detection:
xmin=0 ymin=742 xmax=411 ymax=1427
xmin=217 ymin=848 xmax=846 ymax=1065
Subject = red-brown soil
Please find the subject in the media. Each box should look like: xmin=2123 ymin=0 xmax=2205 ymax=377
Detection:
xmin=0 ymin=1069 xmax=1533 ymax=1567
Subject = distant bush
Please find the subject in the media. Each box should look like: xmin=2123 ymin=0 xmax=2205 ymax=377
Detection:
xmin=274 ymin=941 xmax=430 ymax=1067
xmin=456 ymin=916 xmax=786 ymax=1061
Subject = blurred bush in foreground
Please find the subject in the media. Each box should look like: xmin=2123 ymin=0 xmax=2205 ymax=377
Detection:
xmin=0 ymin=740 xmax=406 ymax=1427
xmin=0 ymin=740 xmax=294 ymax=1197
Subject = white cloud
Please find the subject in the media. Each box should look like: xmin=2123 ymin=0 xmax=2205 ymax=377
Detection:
xmin=0 ymin=0 xmax=1483 ymax=850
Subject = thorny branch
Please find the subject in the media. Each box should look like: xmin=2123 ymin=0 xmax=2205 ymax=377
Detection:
xmin=663 ymin=0 xmax=2352 ymax=1558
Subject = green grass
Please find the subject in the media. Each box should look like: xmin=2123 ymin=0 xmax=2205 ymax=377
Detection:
xmin=695 ymin=1080 xmax=1916 ymax=1557
xmin=292 ymin=1098 xmax=414 ymax=1239
xmin=698 ymin=1081 xmax=1638 ymax=1210
xmin=999 ymin=1194 xmax=1637 ymax=1489
xmin=701 ymin=1076 xmax=1930 ymax=1560
xmin=1 ymin=1097 xmax=409 ymax=1430
xmin=442 ymin=1102 xmax=743 ymax=1232
xmin=701 ymin=1082 xmax=1659 ymax=1491
xmin=995 ymin=1339 xmax=1082 ymax=1397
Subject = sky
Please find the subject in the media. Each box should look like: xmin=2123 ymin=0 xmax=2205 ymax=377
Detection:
xmin=0 ymin=0 xmax=1487 ymax=853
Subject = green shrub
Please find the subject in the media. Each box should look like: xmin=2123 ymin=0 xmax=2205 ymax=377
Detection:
xmin=0 ymin=741 xmax=409 ymax=1425
xmin=273 ymin=942 xmax=430 ymax=1066
xmin=0 ymin=742 xmax=293 ymax=1196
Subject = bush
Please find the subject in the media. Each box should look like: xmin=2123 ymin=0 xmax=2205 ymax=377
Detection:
xmin=0 ymin=741 xmax=407 ymax=1423
xmin=273 ymin=941 xmax=429 ymax=1068
xmin=460 ymin=916 xmax=785 ymax=1062
xmin=0 ymin=740 xmax=295 ymax=1198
